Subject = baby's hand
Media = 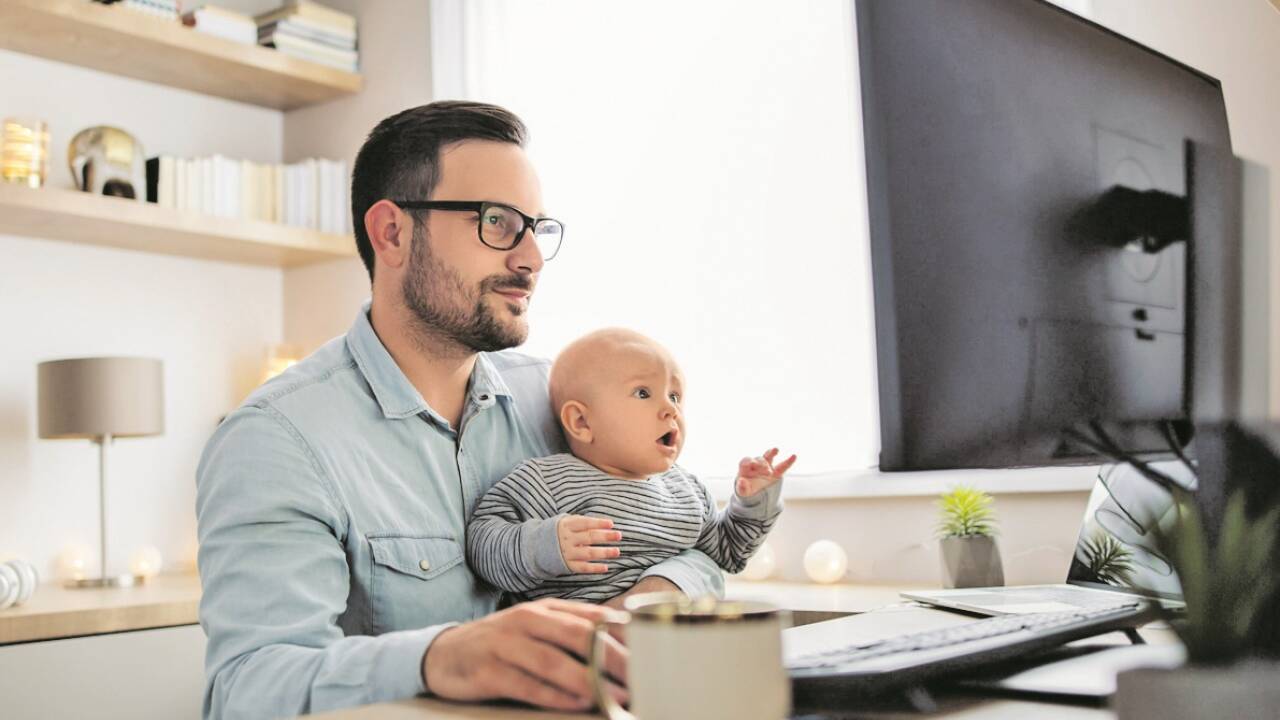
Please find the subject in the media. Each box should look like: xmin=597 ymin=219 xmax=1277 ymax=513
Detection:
xmin=557 ymin=515 xmax=622 ymax=574
xmin=735 ymin=448 xmax=798 ymax=498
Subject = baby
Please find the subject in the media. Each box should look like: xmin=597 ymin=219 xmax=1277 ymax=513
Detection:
xmin=466 ymin=328 xmax=795 ymax=603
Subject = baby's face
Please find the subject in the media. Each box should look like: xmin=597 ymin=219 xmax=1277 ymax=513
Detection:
xmin=585 ymin=344 xmax=686 ymax=479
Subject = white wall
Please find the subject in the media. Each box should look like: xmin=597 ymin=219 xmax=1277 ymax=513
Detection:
xmin=0 ymin=49 xmax=285 ymax=580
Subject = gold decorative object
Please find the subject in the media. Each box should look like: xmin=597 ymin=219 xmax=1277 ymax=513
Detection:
xmin=1 ymin=117 xmax=50 ymax=188
xmin=68 ymin=125 xmax=146 ymax=200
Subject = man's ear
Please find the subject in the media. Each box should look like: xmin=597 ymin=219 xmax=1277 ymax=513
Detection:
xmin=560 ymin=401 xmax=592 ymax=444
xmin=364 ymin=200 xmax=411 ymax=270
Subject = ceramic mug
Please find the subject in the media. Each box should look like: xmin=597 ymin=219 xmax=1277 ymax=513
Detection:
xmin=587 ymin=592 xmax=791 ymax=720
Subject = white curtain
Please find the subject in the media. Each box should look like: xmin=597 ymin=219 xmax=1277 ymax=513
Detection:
xmin=431 ymin=0 xmax=879 ymax=482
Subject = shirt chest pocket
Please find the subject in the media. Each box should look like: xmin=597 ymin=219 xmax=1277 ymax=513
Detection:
xmin=367 ymin=534 xmax=466 ymax=632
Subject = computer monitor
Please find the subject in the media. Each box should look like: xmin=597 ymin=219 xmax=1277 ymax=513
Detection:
xmin=855 ymin=0 xmax=1233 ymax=471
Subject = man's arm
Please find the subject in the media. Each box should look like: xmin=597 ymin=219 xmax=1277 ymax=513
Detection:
xmin=197 ymin=407 xmax=445 ymax=719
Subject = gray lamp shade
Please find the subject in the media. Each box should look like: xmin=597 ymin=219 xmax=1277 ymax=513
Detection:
xmin=37 ymin=357 xmax=164 ymax=439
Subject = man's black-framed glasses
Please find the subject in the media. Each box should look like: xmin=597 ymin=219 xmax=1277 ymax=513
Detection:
xmin=394 ymin=200 xmax=564 ymax=261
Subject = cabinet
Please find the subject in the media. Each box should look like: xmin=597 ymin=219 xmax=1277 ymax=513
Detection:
xmin=0 ymin=574 xmax=205 ymax=718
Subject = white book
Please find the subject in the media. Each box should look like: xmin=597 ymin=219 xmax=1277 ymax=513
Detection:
xmin=158 ymin=155 xmax=175 ymax=208
xmin=202 ymin=157 xmax=214 ymax=216
xmin=240 ymin=159 xmax=255 ymax=221
xmin=174 ymin=157 xmax=186 ymax=211
xmin=336 ymin=160 xmax=347 ymax=234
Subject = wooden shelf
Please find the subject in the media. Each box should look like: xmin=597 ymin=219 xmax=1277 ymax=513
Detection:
xmin=0 ymin=0 xmax=361 ymax=110
xmin=0 ymin=183 xmax=356 ymax=267
xmin=0 ymin=573 xmax=200 ymax=645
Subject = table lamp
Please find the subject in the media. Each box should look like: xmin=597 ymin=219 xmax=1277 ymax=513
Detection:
xmin=37 ymin=357 xmax=164 ymax=588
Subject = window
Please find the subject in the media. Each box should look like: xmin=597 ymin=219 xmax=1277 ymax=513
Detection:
xmin=432 ymin=0 xmax=880 ymax=479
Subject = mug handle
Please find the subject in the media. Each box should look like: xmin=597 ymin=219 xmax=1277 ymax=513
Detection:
xmin=587 ymin=616 xmax=635 ymax=720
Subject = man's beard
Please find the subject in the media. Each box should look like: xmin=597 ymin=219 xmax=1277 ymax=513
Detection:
xmin=402 ymin=220 xmax=531 ymax=353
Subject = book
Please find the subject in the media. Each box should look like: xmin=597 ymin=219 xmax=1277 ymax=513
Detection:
xmin=184 ymin=6 xmax=257 ymax=45
xmin=258 ymin=15 xmax=355 ymax=47
xmin=255 ymin=0 xmax=355 ymax=33
xmin=262 ymin=32 xmax=359 ymax=72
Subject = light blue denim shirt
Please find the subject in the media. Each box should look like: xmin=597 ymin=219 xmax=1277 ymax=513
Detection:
xmin=196 ymin=302 xmax=724 ymax=719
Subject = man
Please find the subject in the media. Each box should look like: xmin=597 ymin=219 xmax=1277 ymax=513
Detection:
xmin=196 ymin=101 xmax=723 ymax=719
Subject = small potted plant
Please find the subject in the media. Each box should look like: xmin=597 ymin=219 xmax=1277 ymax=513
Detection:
xmin=936 ymin=485 xmax=1004 ymax=588
xmin=1113 ymin=488 xmax=1280 ymax=719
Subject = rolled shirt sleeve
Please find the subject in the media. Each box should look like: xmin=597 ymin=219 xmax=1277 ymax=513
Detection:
xmin=197 ymin=407 xmax=448 ymax=718
xmin=639 ymin=548 xmax=726 ymax=599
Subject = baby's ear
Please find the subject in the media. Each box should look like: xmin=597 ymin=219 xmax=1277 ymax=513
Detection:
xmin=560 ymin=401 xmax=592 ymax=443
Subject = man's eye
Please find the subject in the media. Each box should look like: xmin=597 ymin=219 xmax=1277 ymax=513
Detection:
xmin=633 ymin=388 xmax=650 ymax=399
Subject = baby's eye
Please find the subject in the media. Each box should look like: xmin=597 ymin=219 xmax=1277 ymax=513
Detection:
xmin=633 ymin=387 xmax=651 ymax=399
xmin=669 ymin=392 xmax=681 ymax=403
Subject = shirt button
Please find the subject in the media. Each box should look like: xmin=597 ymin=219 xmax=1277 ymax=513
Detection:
xmin=419 ymin=559 xmax=431 ymax=571
xmin=479 ymin=394 xmax=490 ymax=401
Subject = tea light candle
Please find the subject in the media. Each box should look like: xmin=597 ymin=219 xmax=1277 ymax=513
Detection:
xmin=58 ymin=543 xmax=92 ymax=581
xmin=803 ymin=540 xmax=848 ymax=584
xmin=130 ymin=546 xmax=163 ymax=579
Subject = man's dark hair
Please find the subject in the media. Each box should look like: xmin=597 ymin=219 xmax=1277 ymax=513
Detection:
xmin=350 ymin=101 xmax=528 ymax=281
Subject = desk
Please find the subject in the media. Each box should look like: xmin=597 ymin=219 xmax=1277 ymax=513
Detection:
xmin=310 ymin=580 xmax=1161 ymax=719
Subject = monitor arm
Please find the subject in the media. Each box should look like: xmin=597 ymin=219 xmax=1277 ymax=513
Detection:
xmin=1081 ymin=186 xmax=1188 ymax=253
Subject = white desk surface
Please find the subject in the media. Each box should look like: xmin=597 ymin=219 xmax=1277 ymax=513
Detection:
xmin=312 ymin=580 xmax=1161 ymax=719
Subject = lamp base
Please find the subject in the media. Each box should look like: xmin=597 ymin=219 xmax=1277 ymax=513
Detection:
xmin=65 ymin=574 xmax=148 ymax=589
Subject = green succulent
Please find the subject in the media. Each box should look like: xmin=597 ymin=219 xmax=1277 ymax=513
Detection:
xmin=937 ymin=485 xmax=997 ymax=538
xmin=1079 ymin=532 xmax=1135 ymax=587
xmin=1156 ymin=488 xmax=1280 ymax=665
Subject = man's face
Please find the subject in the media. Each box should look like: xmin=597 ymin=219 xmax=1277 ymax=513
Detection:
xmin=402 ymin=140 xmax=546 ymax=352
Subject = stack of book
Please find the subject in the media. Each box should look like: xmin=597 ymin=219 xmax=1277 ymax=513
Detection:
xmin=145 ymin=155 xmax=350 ymax=235
xmin=181 ymin=5 xmax=257 ymax=45
xmin=255 ymin=1 xmax=358 ymax=73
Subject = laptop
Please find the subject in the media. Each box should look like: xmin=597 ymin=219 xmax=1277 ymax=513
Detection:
xmin=902 ymin=461 xmax=1191 ymax=616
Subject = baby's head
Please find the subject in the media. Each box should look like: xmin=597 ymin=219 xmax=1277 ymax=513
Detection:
xmin=549 ymin=328 xmax=685 ymax=479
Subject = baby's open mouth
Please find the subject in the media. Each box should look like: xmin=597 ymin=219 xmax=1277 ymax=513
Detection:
xmin=658 ymin=431 xmax=677 ymax=447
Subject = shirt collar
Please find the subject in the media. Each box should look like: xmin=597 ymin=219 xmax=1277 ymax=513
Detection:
xmin=346 ymin=301 xmax=514 ymax=420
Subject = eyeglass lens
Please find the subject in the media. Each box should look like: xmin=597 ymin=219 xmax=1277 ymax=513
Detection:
xmin=480 ymin=205 xmax=562 ymax=260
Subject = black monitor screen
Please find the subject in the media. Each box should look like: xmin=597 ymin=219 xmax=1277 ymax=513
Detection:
xmin=857 ymin=0 xmax=1232 ymax=470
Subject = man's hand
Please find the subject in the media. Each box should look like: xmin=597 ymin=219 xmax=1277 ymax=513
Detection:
xmin=735 ymin=448 xmax=797 ymax=498
xmin=424 ymin=599 xmax=628 ymax=711
xmin=603 ymin=575 xmax=683 ymax=610
xmin=558 ymin=515 xmax=622 ymax=574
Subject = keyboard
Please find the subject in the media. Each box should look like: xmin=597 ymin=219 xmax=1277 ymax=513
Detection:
xmin=789 ymin=601 xmax=1153 ymax=708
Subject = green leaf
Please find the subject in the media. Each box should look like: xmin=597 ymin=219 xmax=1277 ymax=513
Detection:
xmin=937 ymin=485 xmax=997 ymax=538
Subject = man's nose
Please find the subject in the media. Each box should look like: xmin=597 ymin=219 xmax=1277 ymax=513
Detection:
xmin=506 ymin=228 xmax=545 ymax=275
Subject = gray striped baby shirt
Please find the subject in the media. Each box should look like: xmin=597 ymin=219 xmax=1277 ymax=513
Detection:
xmin=466 ymin=453 xmax=783 ymax=603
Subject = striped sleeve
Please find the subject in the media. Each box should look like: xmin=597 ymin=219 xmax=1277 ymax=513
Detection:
xmin=691 ymin=476 xmax=783 ymax=574
xmin=465 ymin=460 xmax=569 ymax=593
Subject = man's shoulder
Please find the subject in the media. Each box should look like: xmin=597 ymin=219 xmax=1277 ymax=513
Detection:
xmin=240 ymin=335 xmax=361 ymax=413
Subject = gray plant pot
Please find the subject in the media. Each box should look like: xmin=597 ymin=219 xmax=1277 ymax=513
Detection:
xmin=1114 ymin=662 xmax=1280 ymax=720
xmin=939 ymin=535 xmax=1004 ymax=588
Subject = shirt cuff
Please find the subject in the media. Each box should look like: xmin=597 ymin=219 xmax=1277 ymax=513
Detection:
xmin=730 ymin=480 xmax=784 ymax=520
xmin=524 ymin=514 xmax=570 ymax=579
xmin=381 ymin=623 xmax=459 ymax=698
